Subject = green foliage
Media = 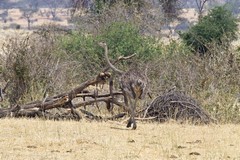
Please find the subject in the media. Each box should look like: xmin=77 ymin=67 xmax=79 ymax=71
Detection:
xmin=60 ymin=21 xmax=162 ymax=71
xmin=163 ymin=40 xmax=192 ymax=56
xmin=59 ymin=31 xmax=104 ymax=78
xmin=179 ymin=6 xmax=238 ymax=54
xmin=61 ymin=31 xmax=97 ymax=60
xmin=99 ymin=22 xmax=162 ymax=60
xmin=92 ymin=0 xmax=108 ymax=14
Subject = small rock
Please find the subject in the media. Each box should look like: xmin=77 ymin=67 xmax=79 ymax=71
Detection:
xmin=128 ymin=139 xmax=135 ymax=143
xmin=189 ymin=152 xmax=201 ymax=156
xmin=27 ymin=145 xmax=37 ymax=149
xmin=177 ymin=145 xmax=187 ymax=149
xmin=170 ymin=155 xmax=178 ymax=158
xmin=186 ymin=140 xmax=202 ymax=144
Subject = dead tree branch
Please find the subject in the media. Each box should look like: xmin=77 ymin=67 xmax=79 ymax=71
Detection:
xmin=0 ymin=53 xmax=137 ymax=120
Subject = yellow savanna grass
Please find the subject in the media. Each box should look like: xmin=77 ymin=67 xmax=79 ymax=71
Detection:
xmin=0 ymin=118 xmax=240 ymax=160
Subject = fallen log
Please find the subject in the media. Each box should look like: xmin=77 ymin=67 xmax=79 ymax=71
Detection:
xmin=0 ymin=92 xmax=125 ymax=118
xmin=0 ymin=93 xmax=124 ymax=118
xmin=0 ymin=53 xmax=136 ymax=119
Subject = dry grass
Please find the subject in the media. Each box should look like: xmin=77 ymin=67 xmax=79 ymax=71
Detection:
xmin=0 ymin=6 xmax=240 ymax=160
xmin=0 ymin=8 xmax=70 ymax=29
xmin=0 ymin=119 xmax=240 ymax=160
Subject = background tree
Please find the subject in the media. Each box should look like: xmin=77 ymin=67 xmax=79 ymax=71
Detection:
xmin=0 ymin=9 xmax=8 ymax=23
xmin=158 ymin=0 xmax=182 ymax=36
xmin=69 ymin=0 xmax=93 ymax=17
xmin=225 ymin=0 xmax=240 ymax=15
xmin=72 ymin=0 xmax=163 ymax=36
xmin=159 ymin=0 xmax=181 ymax=20
xmin=20 ymin=2 xmax=39 ymax=30
xmin=43 ymin=0 xmax=67 ymax=20
xmin=179 ymin=6 xmax=238 ymax=55
xmin=195 ymin=0 xmax=209 ymax=20
xmin=69 ymin=0 xmax=146 ymax=15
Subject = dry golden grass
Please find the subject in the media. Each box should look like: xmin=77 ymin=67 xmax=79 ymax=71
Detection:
xmin=0 ymin=8 xmax=70 ymax=29
xmin=0 ymin=118 xmax=240 ymax=160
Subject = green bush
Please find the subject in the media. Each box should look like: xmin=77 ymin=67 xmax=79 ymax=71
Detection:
xmin=179 ymin=6 xmax=238 ymax=54
xmin=60 ymin=21 xmax=162 ymax=72
xmin=59 ymin=31 xmax=104 ymax=79
xmin=98 ymin=22 xmax=162 ymax=60
xmin=60 ymin=31 xmax=97 ymax=60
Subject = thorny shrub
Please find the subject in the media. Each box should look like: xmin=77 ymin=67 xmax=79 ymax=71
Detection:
xmin=148 ymin=41 xmax=240 ymax=123
xmin=0 ymin=28 xmax=76 ymax=105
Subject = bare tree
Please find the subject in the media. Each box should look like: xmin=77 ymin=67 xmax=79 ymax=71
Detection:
xmin=20 ymin=2 xmax=39 ymax=30
xmin=69 ymin=0 xmax=93 ymax=17
xmin=195 ymin=0 xmax=209 ymax=20
xmin=43 ymin=0 xmax=66 ymax=20
xmin=0 ymin=9 xmax=8 ymax=23
xmin=44 ymin=0 xmax=58 ymax=20
xmin=99 ymin=42 xmax=148 ymax=130
xmin=159 ymin=0 xmax=182 ymax=36
xmin=159 ymin=0 xmax=181 ymax=20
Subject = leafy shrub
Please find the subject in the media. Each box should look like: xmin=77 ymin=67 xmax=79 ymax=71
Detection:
xmin=60 ymin=21 xmax=162 ymax=72
xmin=59 ymin=31 xmax=104 ymax=79
xmin=179 ymin=6 xmax=238 ymax=54
xmin=98 ymin=22 xmax=162 ymax=60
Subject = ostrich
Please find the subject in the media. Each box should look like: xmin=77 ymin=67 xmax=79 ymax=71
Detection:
xmin=98 ymin=42 xmax=148 ymax=129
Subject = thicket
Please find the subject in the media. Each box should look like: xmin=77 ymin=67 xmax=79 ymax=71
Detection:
xmin=60 ymin=21 xmax=161 ymax=65
xmin=0 ymin=28 xmax=79 ymax=105
xmin=0 ymin=3 xmax=239 ymax=123
xmin=179 ymin=6 xmax=238 ymax=54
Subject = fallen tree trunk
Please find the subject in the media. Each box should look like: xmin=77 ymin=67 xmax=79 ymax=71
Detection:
xmin=0 ymin=54 xmax=138 ymax=119
xmin=0 ymin=73 xmax=125 ymax=119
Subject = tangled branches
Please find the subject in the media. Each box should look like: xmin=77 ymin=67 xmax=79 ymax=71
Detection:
xmin=144 ymin=89 xmax=214 ymax=124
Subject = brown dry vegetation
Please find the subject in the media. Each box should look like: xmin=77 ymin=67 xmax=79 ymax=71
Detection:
xmin=0 ymin=118 xmax=240 ymax=160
